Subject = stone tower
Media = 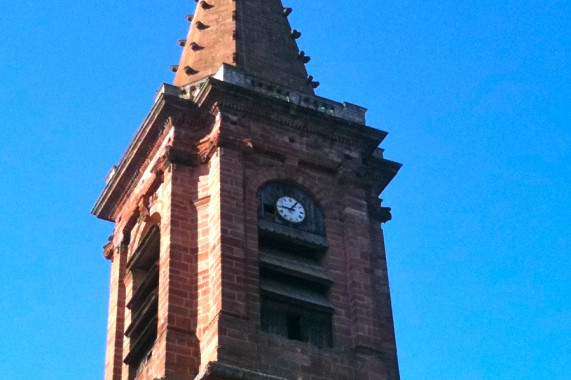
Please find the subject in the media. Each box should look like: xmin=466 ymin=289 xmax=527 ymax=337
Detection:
xmin=92 ymin=1 xmax=401 ymax=379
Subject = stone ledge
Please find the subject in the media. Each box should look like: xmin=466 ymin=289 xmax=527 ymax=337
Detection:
xmin=211 ymin=64 xmax=367 ymax=125
xmin=194 ymin=362 xmax=289 ymax=380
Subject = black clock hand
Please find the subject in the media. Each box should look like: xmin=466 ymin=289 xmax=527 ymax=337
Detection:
xmin=289 ymin=202 xmax=299 ymax=210
xmin=282 ymin=202 xmax=297 ymax=211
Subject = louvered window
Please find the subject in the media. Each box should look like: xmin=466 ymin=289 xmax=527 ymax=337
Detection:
xmin=258 ymin=183 xmax=333 ymax=348
xmin=124 ymin=225 xmax=160 ymax=375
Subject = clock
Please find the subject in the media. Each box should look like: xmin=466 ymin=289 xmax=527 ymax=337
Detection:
xmin=276 ymin=196 xmax=306 ymax=224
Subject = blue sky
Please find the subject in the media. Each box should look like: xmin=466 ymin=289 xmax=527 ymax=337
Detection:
xmin=0 ymin=1 xmax=569 ymax=379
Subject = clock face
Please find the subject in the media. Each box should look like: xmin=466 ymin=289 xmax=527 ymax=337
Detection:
xmin=276 ymin=196 xmax=306 ymax=224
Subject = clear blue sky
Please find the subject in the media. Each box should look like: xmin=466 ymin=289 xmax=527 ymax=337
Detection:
xmin=0 ymin=1 xmax=568 ymax=379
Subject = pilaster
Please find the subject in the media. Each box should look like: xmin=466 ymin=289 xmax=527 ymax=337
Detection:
xmin=342 ymin=187 xmax=382 ymax=351
xmin=104 ymin=241 xmax=128 ymax=380
xmin=160 ymin=160 xmax=202 ymax=379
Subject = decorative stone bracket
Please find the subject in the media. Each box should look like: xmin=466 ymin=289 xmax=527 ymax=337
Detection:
xmin=368 ymin=202 xmax=393 ymax=224
xmin=103 ymin=239 xmax=115 ymax=260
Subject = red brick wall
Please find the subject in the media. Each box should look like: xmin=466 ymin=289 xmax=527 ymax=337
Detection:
xmin=209 ymin=129 xmax=399 ymax=379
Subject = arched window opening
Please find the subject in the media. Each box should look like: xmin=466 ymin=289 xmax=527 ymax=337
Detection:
xmin=257 ymin=182 xmax=333 ymax=348
xmin=124 ymin=225 xmax=160 ymax=376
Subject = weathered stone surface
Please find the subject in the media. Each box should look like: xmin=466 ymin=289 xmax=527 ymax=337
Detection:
xmin=94 ymin=2 xmax=401 ymax=380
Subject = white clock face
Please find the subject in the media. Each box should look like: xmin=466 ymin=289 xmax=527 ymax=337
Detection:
xmin=276 ymin=196 xmax=306 ymax=224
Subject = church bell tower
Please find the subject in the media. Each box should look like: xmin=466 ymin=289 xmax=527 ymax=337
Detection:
xmin=92 ymin=1 xmax=402 ymax=379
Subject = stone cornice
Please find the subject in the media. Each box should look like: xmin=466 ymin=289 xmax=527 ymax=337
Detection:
xmin=361 ymin=151 xmax=402 ymax=196
xmin=195 ymin=78 xmax=388 ymax=158
xmin=92 ymin=90 xmax=192 ymax=221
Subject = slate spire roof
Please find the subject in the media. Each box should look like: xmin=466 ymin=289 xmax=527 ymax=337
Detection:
xmin=173 ymin=0 xmax=315 ymax=94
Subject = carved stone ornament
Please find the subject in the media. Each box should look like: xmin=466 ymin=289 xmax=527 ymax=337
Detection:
xmin=197 ymin=139 xmax=217 ymax=163
xmin=151 ymin=153 xmax=170 ymax=177
xmin=164 ymin=107 xmax=206 ymax=132
xmin=164 ymin=145 xmax=203 ymax=168
xmin=103 ymin=239 xmax=115 ymax=260
xmin=148 ymin=192 xmax=159 ymax=207
xmin=218 ymin=134 xmax=254 ymax=152
xmin=368 ymin=202 xmax=393 ymax=224
xmin=137 ymin=198 xmax=151 ymax=223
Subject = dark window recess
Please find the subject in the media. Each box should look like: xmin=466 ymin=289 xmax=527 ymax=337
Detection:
xmin=257 ymin=183 xmax=333 ymax=348
xmin=258 ymin=231 xmax=327 ymax=261
xmin=287 ymin=313 xmax=302 ymax=341
xmin=263 ymin=204 xmax=275 ymax=219
xmin=124 ymin=225 xmax=160 ymax=376
xmin=261 ymin=298 xmax=333 ymax=348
